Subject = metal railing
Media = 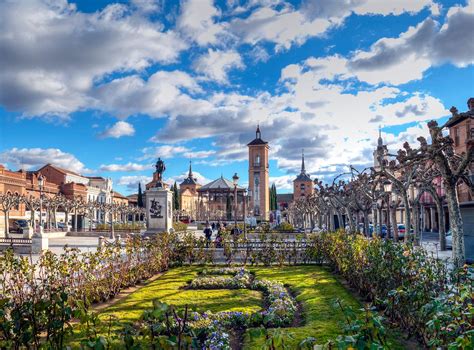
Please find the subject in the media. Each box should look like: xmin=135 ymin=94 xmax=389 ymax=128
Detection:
xmin=0 ymin=237 xmax=32 ymax=245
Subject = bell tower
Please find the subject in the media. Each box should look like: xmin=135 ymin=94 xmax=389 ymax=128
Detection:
xmin=248 ymin=125 xmax=270 ymax=221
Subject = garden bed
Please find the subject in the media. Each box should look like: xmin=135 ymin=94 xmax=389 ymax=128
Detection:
xmin=79 ymin=265 xmax=402 ymax=349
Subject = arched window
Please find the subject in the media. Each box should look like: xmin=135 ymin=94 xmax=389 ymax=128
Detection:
xmin=255 ymin=154 xmax=260 ymax=166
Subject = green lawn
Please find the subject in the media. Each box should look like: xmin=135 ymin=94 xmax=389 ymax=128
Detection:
xmin=101 ymin=267 xmax=263 ymax=324
xmin=244 ymin=266 xmax=360 ymax=348
xmin=73 ymin=265 xmax=403 ymax=349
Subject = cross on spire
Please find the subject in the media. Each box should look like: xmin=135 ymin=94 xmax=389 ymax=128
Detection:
xmin=188 ymin=160 xmax=193 ymax=178
xmin=377 ymin=125 xmax=383 ymax=147
xmin=301 ymin=149 xmax=306 ymax=174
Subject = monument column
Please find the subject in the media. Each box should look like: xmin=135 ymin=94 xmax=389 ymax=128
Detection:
xmin=144 ymin=158 xmax=173 ymax=235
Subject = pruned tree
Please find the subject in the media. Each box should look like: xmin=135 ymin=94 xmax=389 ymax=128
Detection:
xmin=417 ymin=115 xmax=473 ymax=266
xmin=21 ymin=194 xmax=40 ymax=229
xmin=374 ymin=142 xmax=420 ymax=242
xmin=0 ymin=193 xmax=21 ymax=238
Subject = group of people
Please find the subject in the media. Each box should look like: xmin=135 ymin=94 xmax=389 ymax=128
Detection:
xmin=203 ymin=221 xmax=241 ymax=247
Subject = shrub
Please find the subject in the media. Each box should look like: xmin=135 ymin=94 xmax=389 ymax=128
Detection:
xmin=173 ymin=221 xmax=188 ymax=232
xmin=308 ymin=232 xmax=473 ymax=348
xmin=276 ymin=222 xmax=294 ymax=232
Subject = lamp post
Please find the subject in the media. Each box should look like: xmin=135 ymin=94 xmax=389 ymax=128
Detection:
xmin=37 ymin=174 xmax=44 ymax=237
xmin=244 ymin=187 xmax=252 ymax=238
xmin=110 ymin=190 xmax=115 ymax=239
xmin=232 ymin=173 xmax=239 ymax=231
xmin=383 ymin=181 xmax=392 ymax=239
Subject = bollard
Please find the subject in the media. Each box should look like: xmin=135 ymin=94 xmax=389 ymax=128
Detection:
xmin=116 ymin=234 xmax=121 ymax=243
xmin=31 ymin=235 xmax=48 ymax=254
xmin=98 ymin=236 xmax=104 ymax=248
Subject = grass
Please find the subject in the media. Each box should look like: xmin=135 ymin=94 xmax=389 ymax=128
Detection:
xmin=243 ymin=266 xmax=361 ymax=348
xmin=100 ymin=267 xmax=262 ymax=324
xmin=72 ymin=265 xmax=404 ymax=349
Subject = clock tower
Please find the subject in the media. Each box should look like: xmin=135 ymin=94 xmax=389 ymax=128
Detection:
xmin=248 ymin=125 xmax=270 ymax=221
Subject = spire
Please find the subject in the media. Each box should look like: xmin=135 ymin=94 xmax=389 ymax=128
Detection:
xmin=301 ymin=149 xmax=306 ymax=174
xmin=377 ymin=126 xmax=383 ymax=147
xmin=188 ymin=160 xmax=193 ymax=178
xmin=256 ymin=124 xmax=261 ymax=139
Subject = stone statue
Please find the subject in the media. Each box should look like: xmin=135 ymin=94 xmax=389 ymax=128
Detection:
xmin=156 ymin=157 xmax=166 ymax=175
xmin=154 ymin=158 xmax=166 ymax=187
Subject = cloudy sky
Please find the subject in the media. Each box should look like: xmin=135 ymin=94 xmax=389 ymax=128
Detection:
xmin=1 ymin=0 xmax=473 ymax=194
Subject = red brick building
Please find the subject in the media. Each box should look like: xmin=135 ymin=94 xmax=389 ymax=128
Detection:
xmin=293 ymin=151 xmax=314 ymax=199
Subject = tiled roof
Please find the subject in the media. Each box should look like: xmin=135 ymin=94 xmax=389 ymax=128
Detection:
xmin=181 ymin=176 xmax=198 ymax=185
xmin=277 ymin=193 xmax=293 ymax=202
xmin=113 ymin=191 xmax=128 ymax=200
xmin=445 ymin=110 xmax=473 ymax=128
xmin=247 ymin=138 xmax=268 ymax=146
xmin=199 ymin=176 xmax=244 ymax=190
xmin=38 ymin=163 xmax=84 ymax=177
xmin=294 ymin=173 xmax=312 ymax=182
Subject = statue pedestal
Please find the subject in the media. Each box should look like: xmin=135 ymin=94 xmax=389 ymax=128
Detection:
xmin=143 ymin=187 xmax=173 ymax=236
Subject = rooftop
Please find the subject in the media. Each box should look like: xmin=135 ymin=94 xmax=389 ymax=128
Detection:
xmin=247 ymin=125 xmax=268 ymax=146
xmin=199 ymin=176 xmax=245 ymax=191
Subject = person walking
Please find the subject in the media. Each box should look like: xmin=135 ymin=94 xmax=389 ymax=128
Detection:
xmin=204 ymin=223 xmax=212 ymax=248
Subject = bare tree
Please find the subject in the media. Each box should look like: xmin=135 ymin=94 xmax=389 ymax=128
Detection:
xmin=414 ymin=162 xmax=447 ymax=250
xmin=0 ymin=193 xmax=21 ymax=238
xmin=417 ymin=116 xmax=473 ymax=266
xmin=374 ymin=143 xmax=420 ymax=242
xmin=21 ymin=194 xmax=40 ymax=229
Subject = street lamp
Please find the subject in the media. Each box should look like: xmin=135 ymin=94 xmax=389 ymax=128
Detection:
xmin=110 ymin=190 xmax=115 ymax=239
xmin=383 ymin=181 xmax=393 ymax=239
xmin=232 ymin=173 xmax=239 ymax=232
xmin=244 ymin=187 xmax=252 ymax=238
xmin=37 ymin=174 xmax=44 ymax=237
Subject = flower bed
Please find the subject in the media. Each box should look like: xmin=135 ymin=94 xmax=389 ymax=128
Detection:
xmin=185 ymin=267 xmax=298 ymax=347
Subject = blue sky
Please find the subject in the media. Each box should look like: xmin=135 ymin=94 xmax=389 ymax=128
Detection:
xmin=1 ymin=0 xmax=473 ymax=195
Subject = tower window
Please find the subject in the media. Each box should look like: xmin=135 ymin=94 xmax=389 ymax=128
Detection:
xmin=255 ymin=154 xmax=260 ymax=166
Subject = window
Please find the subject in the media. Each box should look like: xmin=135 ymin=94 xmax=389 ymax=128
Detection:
xmin=454 ymin=127 xmax=460 ymax=146
xmin=255 ymin=154 xmax=260 ymax=166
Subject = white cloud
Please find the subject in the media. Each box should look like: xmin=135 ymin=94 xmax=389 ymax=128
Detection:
xmin=176 ymin=0 xmax=226 ymax=46
xmin=95 ymin=70 xmax=209 ymax=119
xmin=348 ymin=3 xmax=474 ymax=85
xmin=117 ymin=175 xmax=152 ymax=190
xmin=99 ymin=121 xmax=135 ymax=138
xmin=270 ymin=175 xmax=294 ymax=191
xmin=0 ymin=0 xmax=186 ymax=117
xmin=193 ymin=49 xmax=245 ymax=83
xmin=182 ymin=150 xmax=216 ymax=159
xmin=140 ymin=145 xmax=192 ymax=159
xmin=228 ymin=0 xmax=438 ymax=52
xmin=228 ymin=6 xmax=335 ymax=51
xmin=0 ymin=147 xmax=89 ymax=174
xmin=353 ymin=0 xmax=439 ymax=16
xmin=99 ymin=162 xmax=152 ymax=172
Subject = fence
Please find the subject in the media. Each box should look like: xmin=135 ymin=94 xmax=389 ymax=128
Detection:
xmin=0 ymin=237 xmax=33 ymax=254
